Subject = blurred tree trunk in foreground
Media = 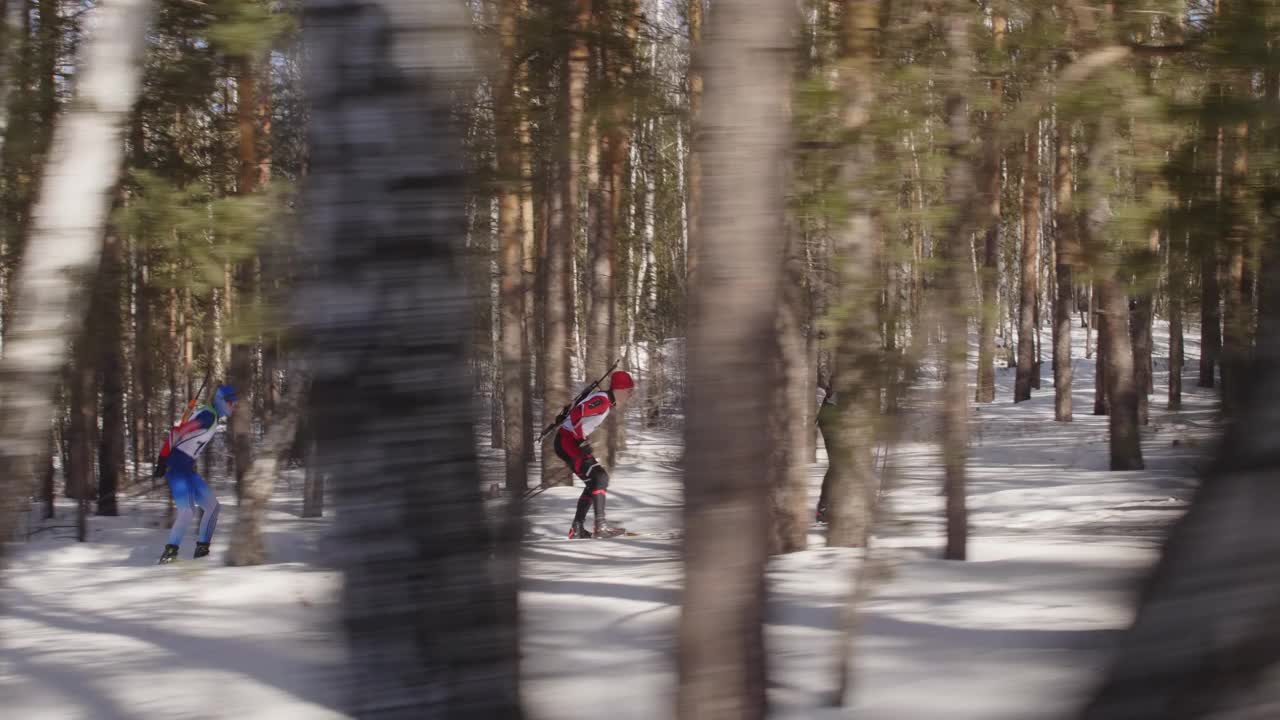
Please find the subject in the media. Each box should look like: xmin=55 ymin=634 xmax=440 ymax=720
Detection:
xmin=298 ymin=0 xmax=522 ymax=716
xmin=677 ymin=0 xmax=793 ymax=712
xmin=0 ymin=0 xmax=151 ymax=561
xmin=1081 ymin=270 xmax=1280 ymax=719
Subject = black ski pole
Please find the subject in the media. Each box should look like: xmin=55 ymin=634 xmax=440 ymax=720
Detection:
xmin=178 ymin=375 xmax=212 ymax=426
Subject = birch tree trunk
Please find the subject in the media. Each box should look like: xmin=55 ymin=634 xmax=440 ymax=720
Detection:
xmin=0 ymin=0 xmax=151 ymax=557
xmin=299 ymin=0 xmax=521 ymax=715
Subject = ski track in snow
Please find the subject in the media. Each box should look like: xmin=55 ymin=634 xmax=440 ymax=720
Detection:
xmin=2 ymin=322 xmax=1217 ymax=719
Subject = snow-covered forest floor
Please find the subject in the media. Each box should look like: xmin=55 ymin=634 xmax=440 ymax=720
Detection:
xmin=1 ymin=322 xmax=1219 ymax=719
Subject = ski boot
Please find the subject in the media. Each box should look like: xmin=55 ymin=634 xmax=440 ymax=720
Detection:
xmin=158 ymin=544 xmax=180 ymax=565
xmin=593 ymin=519 xmax=627 ymax=539
xmin=193 ymin=542 xmax=211 ymax=559
xmin=568 ymin=521 xmax=593 ymax=539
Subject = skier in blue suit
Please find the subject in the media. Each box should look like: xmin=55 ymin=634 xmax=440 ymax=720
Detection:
xmin=154 ymin=384 xmax=237 ymax=564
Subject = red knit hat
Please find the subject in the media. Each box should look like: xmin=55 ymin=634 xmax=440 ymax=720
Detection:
xmin=610 ymin=370 xmax=635 ymax=391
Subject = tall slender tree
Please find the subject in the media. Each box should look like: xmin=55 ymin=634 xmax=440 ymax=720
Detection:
xmin=824 ymin=0 xmax=879 ymax=551
xmin=939 ymin=0 xmax=977 ymax=561
xmin=1053 ymin=120 xmax=1076 ymax=421
xmin=975 ymin=7 xmax=1005 ymax=404
xmin=96 ymin=232 xmax=126 ymax=515
xmin=1086 ymin=118 xmax=1143 ymax=470
xmin=1015 ymin=128 xmax=1040 ymax=402
xmin=497 ymin=0 xmax=528 ymax=492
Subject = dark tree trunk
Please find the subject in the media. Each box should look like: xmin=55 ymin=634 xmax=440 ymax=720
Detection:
xmin=134 ymin=246 xmax=153 ymax=476
xmin=1083 ymin=118 xmax=1142 ymax=470
xmin=1086 ymin=282 xmax=1094 ymax=359
xmin=1094 ymin=312 xmax=1110 ymax=416
xmin=519 ymin=59 xmax=537 ymax=464
xmin=231 ymin=55 xmax=260 ymax=499
xmin=1200 ymin=241 xmax=1221 ymax=388
xmin=1081 ymin=253 xmax=1280 ymax=720
xmin=974 ymin=12 xmax=1005 ymax=405
xmin=940 ymin=3 xmax=977 ymax=561
xmin=97 ymin=233 xmax=126 ymax=516
xmin=604 ymin=12 xmax=634 ymax=465
xmin=167 ymin=287 xmax=179 ymax=430
xmin=1131 ymin=228 xmax=1159 ymax=427
xmin=540 ymin=0 xmax=585 ymax=487
xmin=299 ymin=0 xmax=522 ymax=715
xmin=68 ymin=330 xmax=97 ymax=513
xmin=42 ymin=424 xmax=56 ymax=519
xmin=1169 ymin=287 xmax=1184 ymax=411
xmin=1100 ymin=276 xmax=1144 ymax=470
xmin=1015 ymin=130 xmax=1040 ymax=403
xmin=1053 ymin=121 xmax=1076 ymax=422
xmin=1221 ymin=108 xmax=1249 ymax=414
xmin=302 ymin=434 xmax=323 ymax=518
xmin=1131 ymin=280 xmax=1155 ymax=426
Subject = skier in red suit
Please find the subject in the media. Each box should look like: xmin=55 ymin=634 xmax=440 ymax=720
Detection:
xmin=557 ymin=370 xmax=635 ymax=539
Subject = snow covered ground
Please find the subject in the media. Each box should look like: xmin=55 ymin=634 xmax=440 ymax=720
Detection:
xmin=1 ymin=322 xmax=1218 ymax=719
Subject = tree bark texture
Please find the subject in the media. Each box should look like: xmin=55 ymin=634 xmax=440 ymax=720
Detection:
xmin=1053 ymin=120 xmax=1076 ymax=422
xmin=677 ymin=0 xmax=793 ymax=711
xmin=0 ymin=0 xmax=151 ymax=559
xmin=497 ymin=0 xmax=528 ymax=492
xmin=1016 ymin=129 xmax=1040 ymax=403
xmin=96 ymin=233 xmax=125 ymax=515
xmin=1084 ymin=120 xmax=1143 ymax=470
xmin=940 ymin=3 xmax=977 ymax=561
xmin=824 ymin=0 xmax=880 ymax=551
xmin=299 ymin=0 xmax=521 ymax=715
xmin=975 ymin=10 xmax=1005 ymax=404
xmin=226 ymin=379 xmax=308 ymax=566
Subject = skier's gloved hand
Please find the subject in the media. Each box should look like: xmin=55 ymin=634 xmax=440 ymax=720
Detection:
xmin=152 ymin=456 xmax=167 ymax=479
